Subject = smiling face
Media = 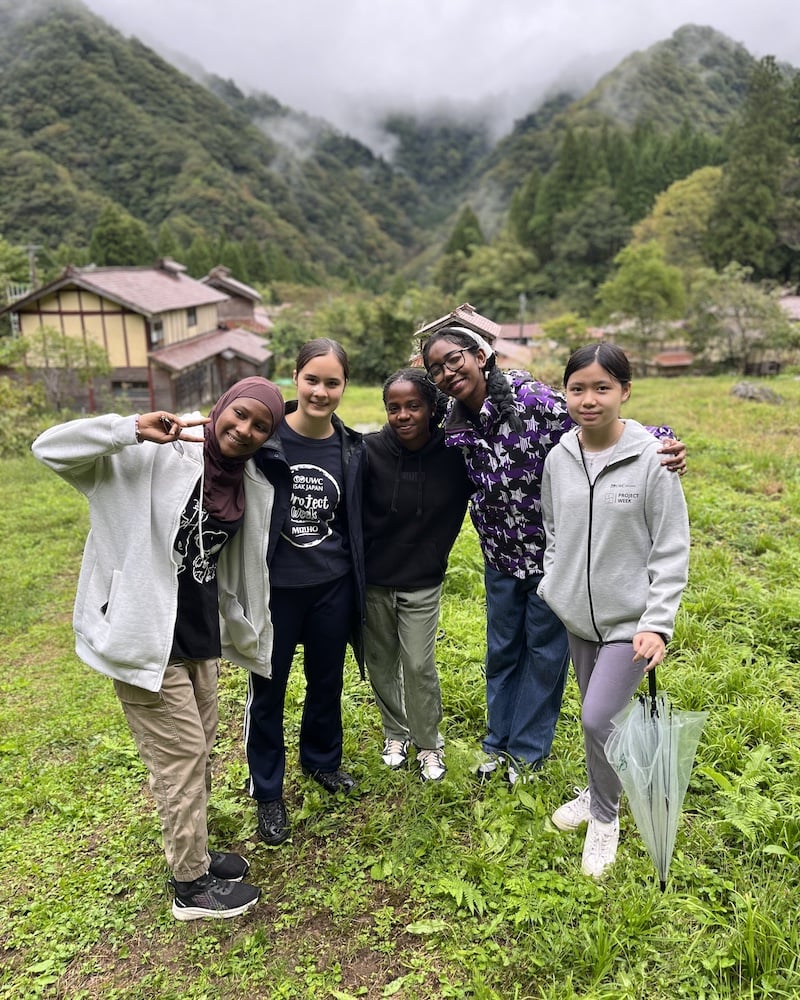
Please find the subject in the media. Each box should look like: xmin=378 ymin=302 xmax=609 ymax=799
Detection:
xmin=385 ymin=379 xmax=433 ymax=451
xmin=293 ymin=350 xmax=347 ymax=424
xmin=424 ymin=337 xmax=487 ymax=413
xmin=214 ymin=397 xmax=274 ymax=457
xmin=564 ymin=360 xmax=630 ymax=446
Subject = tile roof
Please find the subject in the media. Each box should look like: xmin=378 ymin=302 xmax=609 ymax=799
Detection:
xmin=74 ymin=264 xmax=228 ymax=315
xmin=149 ymin=327 xmax=271 ymax=373
xmin=202 ymin=266 xmax=262 ymax=303
xmin=652 ymin=351 xmax=694 ymax=367
xmin=0 ymin=261 xmax=229 ymax=320
xmin=416 ymin=302 xmax=502 ymax=345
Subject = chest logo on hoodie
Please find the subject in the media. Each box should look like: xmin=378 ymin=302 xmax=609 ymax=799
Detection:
xmin=602 ymin=480 xmax=641 ymax=506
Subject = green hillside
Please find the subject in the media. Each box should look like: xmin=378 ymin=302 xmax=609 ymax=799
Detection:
xmin=0 ymin=0 xmax=425 ymax=282
xmin=0 ymin=2 xmax=792 ymax=294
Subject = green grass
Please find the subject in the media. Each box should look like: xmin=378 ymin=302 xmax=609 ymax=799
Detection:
xmin=2 ymin=375 xmax=800 ymax=999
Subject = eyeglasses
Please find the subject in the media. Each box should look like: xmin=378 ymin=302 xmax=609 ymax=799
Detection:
xmin=426 ymin=347 xmax=475 ymax=384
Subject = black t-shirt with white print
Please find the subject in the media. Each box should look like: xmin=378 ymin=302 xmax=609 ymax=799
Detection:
xmin=171 ymin=484 xmax=242 ymax=660
xmin=269 ymin=422 xmax=351 ymax=588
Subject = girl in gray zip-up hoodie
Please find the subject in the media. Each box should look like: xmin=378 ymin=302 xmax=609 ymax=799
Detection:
xmin=538 ymin=344 xmax=689 ymax=880
xmin=32 ymin=378 xmax=284 ymax=920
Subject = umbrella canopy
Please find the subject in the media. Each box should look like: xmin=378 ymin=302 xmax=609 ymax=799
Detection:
xmin=604 ymin=669 xmax=708 ymax=890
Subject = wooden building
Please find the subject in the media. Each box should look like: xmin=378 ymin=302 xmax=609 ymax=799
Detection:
xmin=0 ymin=258 xmax=273 ymax=411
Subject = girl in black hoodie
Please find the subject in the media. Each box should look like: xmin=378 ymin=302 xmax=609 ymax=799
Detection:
xmin=363 ymin=368 xmax=473 ymax=781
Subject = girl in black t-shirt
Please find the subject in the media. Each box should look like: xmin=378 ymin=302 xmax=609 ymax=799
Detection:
xmin=247 ymin=339 xmax=365 ymax=846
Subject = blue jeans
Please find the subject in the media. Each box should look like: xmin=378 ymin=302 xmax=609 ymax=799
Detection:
xmin=482 ymin=564 xmax=570 ymax=767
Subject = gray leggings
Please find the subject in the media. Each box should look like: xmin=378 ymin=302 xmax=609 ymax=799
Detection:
xmin=568 ymin=635 xmax=646 ymax=823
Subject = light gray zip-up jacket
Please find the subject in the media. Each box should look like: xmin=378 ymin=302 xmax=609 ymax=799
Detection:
xmin=537 ymin=419 xmax=689 ymax=643
xmin=32 ymin=413 xmax=275 ymax=692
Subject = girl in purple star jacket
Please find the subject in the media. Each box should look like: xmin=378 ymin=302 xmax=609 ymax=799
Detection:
xmin=421 ymin=326 xmax=686 ymax=783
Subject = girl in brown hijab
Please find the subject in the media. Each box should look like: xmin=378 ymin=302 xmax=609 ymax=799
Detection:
xmin=33 ymin=377 xmax=283 ymax=921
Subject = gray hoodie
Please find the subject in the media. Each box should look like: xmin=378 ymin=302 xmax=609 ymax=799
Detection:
xmin=537 ymin=419 xmax=689 ymax=643
xmin=32 ymin=413 xmax=275 ymax=691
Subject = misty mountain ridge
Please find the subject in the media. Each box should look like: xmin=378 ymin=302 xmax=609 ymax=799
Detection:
xmin=0 ymin=0 xmax=784 ymax=285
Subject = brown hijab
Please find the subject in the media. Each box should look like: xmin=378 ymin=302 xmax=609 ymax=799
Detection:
xmin=203 ymin=376 xmax=285 ymax=522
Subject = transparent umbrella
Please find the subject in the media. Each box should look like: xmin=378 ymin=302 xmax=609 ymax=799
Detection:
xmin=604 ymin=668 xmax=708 ymax=891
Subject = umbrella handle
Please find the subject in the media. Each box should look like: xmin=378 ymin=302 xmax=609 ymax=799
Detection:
xmin=648 ymin=665 xmax=658 ymax=717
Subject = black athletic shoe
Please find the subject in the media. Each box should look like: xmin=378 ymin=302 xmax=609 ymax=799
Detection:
xmin=208 ymin=850 xmax=249 ymax=881
xmin=257 ymin=798 xmax=290 ymax=845
xmin=302 ymin=767 xmax=358 ymax=794
xmin=170 ymin=873 xmax=260 ymax=921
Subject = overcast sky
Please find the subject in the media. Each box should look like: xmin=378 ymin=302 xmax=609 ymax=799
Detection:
xmin=81 ymin=0 xmax=800 ymax=144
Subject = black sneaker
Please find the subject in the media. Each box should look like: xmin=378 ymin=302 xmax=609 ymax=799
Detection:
xmin=302 ymin=766 xmax=358 ymax=794
xmin=257 ymin=798 xmax=290 ymax=845
xmin=208 ymin=850 xmax=249 ymax=881
xmin=170 ymin=873 xmax=260 ymax=921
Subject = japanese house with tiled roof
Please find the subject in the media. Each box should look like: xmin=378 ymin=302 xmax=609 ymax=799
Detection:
xmin=0 ymin=258 xmax=272 ymax=411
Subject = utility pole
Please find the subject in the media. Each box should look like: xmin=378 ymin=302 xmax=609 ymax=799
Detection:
xmin=25 ymin=244 xmax=41 ymax=288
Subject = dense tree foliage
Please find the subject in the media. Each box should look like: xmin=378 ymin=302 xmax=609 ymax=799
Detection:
xmin=434 ymin=206 xmax=486 ymax=294
xmin=598 ymin=243 xmax=686 ymax=371
xmin=631 ymin=166 xmax=723 ymax=270
xmin=88 ymin=204 xmax=155 ymax=266
xmin=706 ymin=58 xmax=800 ymax=285
xmin=0 ymin=323 xmax=111 ymax=410
xmin=1 ymin=0 xmax=798 ymax=336
xmin=506 ymin=120 xmax=724 ymax=299
xmin=686 ymin=263 xmax=799 ymax=373
xmin=269 ymin=286 xmax=450 ymax=382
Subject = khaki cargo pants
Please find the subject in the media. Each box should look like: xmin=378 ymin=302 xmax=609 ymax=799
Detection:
xmin=113 ymin=658 xmax=218 ymax=882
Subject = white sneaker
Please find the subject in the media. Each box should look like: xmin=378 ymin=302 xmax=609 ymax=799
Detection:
xmin=476 ymin=752 xmax=503 ymax=780
xmin=381 ymin=738 xmax=409 ymax=769
xmin=418 ymin=748 xmax=446 ymax=782
xmin=507 ymin=760 xmax=528 ymax=786
xmin=581 ymin=816 xmax=620 ymax=878
xmin=552 ymin=787 xmax=592 ymax=831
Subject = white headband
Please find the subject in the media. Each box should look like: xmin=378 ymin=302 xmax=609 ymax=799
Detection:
xmin=439 ymin=325 xmax=495 ymax=360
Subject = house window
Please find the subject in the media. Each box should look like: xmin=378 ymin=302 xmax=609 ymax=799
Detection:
xmin=187 ymin=307 xmax=197 ymax=327
xmin=150 ymin=319 xmax=164 ymax=346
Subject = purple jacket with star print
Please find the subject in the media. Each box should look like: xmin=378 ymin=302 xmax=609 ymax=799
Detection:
xmin=443 ymin=370 xmax=674 ymax=580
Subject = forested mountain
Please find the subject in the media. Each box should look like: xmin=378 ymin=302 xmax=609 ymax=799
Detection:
xmin=0 ymin=0 xmax=794 ymax=295
xmin=0 ymin=0 xmax=433 ymax=283
xmin=462 ymin=25 xmax=758 ymax=234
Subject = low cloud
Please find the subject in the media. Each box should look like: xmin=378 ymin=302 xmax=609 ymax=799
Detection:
xmin=81 ymin=0 xmax=800 ymax=147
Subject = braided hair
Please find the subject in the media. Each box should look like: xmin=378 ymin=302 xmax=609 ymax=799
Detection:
xmin=382 ymin=367 xmax=448 ymax=430
xmin=421 ymin=327 xmax=523 ymax=432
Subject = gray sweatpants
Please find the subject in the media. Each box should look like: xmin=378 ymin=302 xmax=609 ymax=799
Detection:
xmin=113 ymin=657 xmax=218 ymax=882
xmin=568 ymin=635 xmax=646 ymax=824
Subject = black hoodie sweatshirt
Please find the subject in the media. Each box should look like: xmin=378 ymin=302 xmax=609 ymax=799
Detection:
xmin=363 ymin=424 xmax=473 ymax=589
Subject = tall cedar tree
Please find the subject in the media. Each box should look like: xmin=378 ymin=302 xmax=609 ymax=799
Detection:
xmin=706 ymin=57 xmax=793 ymax=280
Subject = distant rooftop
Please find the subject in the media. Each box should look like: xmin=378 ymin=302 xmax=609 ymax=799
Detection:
xmin=202 ymin=265 xmax=262 ymax=304
xmin=416 ymin=302 xmax=502 ymax=346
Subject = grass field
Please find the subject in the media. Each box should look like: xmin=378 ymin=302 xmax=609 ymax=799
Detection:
xmin=1 ymin=374 xmax=799 ymax=999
